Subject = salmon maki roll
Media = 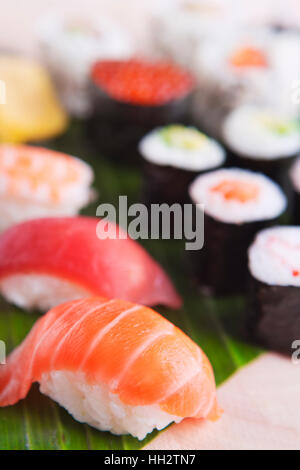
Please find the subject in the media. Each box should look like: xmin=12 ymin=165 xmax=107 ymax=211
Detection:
xmin=0 ymin=217 xmax=181 ymax=311
xmin=0 ymin=297 xmax=221 ymax=439
xmin=188 ymin=168 xmax=287 ymax=295
xmin=0 ymin=145 xmax=94 ymax=232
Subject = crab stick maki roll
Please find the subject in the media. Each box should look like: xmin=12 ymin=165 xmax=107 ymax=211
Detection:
xmin=0 ymin=217 xmax=181 ymax=311
xmin=0 ymin=145 xmax=94 ymax=232
xmin=247 ymin=226 xmax=300 ymax=354
xmin=223 ymin=105 xmax=300 ymax=187
xmin=88 ymin=59 xmax=195 ymax=163
xmin=289 ymin=158 xmax=300 ymax=224
xmin=189 ymin=168 xmax=287 ymax=295
xmin=140 ymin=124 xmax=225 ymax=206
xmin=0 ymin=297 xmax=220 ymax=439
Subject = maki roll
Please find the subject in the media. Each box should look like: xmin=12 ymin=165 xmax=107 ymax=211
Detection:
xmin=222 ymin=105 xmax=300 ymax=187
xmin=289 ymin=157 xmax=300 ymax=224
xmin=247 ymin=226 xmax=300 ymax=354
xmin=193 ymin=29 xmax=300 ymax=137
xmin=140 ymin=124 xmax=225 ymax=206
xmin=0 ymin=145 xmax=94 ymax=232
xmin=152 ymin=0 xmax=236 ymax=69
xmin=88 ymin=59 xmax=195 ymax=163
xmin=188 ymin=168 xmax=287 ymax=295
xmin=37 ymin=14 xmax=134 ymax=117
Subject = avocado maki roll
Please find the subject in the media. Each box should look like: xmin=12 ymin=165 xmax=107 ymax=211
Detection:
xmin=140 ymin=124 xmax=226 ymax=206
xmin=188 ymin=168 xmax=287 ymax=295
xmin=88 ymin=59 xmax=195 ymax=163
xmin=247 ymin=226 xmax=300 ymax=354
xmin=222 ymin=105 xmax=300 ymax=187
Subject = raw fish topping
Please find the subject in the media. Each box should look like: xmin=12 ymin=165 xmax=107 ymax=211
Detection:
xmin=229 ymin=46 xmax=268 ymax=68
xmin=91 ymin=60 xmax=194 ymax=106
xmin=211 ymin=179 xmax=259 ymax=203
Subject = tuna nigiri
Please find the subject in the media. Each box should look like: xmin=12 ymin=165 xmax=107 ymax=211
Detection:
xmin=0 ymin=145 xmax=94 ymax=232
xmin=0 ymin=217 xmax=181 ymax=310
xmin=0 ymin=297 xmax=220 ymax=439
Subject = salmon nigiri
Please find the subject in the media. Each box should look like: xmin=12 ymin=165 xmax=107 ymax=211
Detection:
xmin=0 ymin=217 xmax=181 ymax=310
xmin=0 ymin=297 xmax=221 ymax=439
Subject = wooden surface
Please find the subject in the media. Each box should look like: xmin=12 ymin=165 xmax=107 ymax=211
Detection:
xmin=146 ymin=353 xmax=300 ymax=450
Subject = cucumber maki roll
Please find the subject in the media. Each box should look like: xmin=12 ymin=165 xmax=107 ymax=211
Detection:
xmin=222 ymin=105 xmax=300 ymax=187
xmin=188 ymin=168 xmax=287 ymax=295
xmin=140 ymin=124 xmax=225 ymax=206
xmin=247 ymin=226 xmax=300 ymax=354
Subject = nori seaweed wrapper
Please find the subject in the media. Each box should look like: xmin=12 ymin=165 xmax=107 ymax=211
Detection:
xmin=141 ymin=162 xmax=200 ymax=238
xmin=247 ymin=276 xmax=300 ymax=355
xmin=225 ymin=146 xmax=298 ymax=191
xmin=87 ymin=84 xmax=194 ymax=164
xmin=292 ymin=189 xmax=300 ymax=225
xmin=142 ymin=160 xmax=201 ymax=206
xmin=188 ymin=210 xmax=281 ymax=296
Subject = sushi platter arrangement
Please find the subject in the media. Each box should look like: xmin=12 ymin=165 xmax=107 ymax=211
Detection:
xmin=0 ymin=0 xmax=300 ymax=451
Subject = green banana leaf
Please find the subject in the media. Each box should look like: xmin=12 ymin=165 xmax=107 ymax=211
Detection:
xmin=0 ymin=121 xmax=262 ymax=450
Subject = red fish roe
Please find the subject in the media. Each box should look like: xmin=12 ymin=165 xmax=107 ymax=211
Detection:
xmin=91 ymin=59 xmax=195 ymax=106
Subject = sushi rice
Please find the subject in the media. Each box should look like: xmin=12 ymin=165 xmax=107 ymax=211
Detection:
xmin=40 ymin=371 xmax=182 ymax=440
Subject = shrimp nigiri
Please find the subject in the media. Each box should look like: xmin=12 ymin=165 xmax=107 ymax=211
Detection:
xmin=0 ymin=144 xmax=94 ymax=232
xmin=0 ymin=217 xmax=181 ymax=310
xmin=0 ymin=298 xmax=221 ymax=439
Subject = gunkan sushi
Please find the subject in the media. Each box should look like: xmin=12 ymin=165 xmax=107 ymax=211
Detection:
xmin=0 ymin=297 xmax=221 ymax=439
xmin=37 ymin=14 xmax=134 ymax=118
xmin=222 ymin=105 xmax=300 ymax=186
xmin=188 ymin=168 xmax=287 ymax=295
xmin=0 ymin=217 xmax=181 ymax=311
xmin=247 ymin=226 xmax=300 ymax=354
xmin=140 ymin=124 xmax=225 ymax=206
xmin=289 ymin=157 xmax=300 ymax=225
xmin=0 ymin=145 xmax=94 ymax=232
xmin=88 ymin=59 xmax=195 ymax=163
